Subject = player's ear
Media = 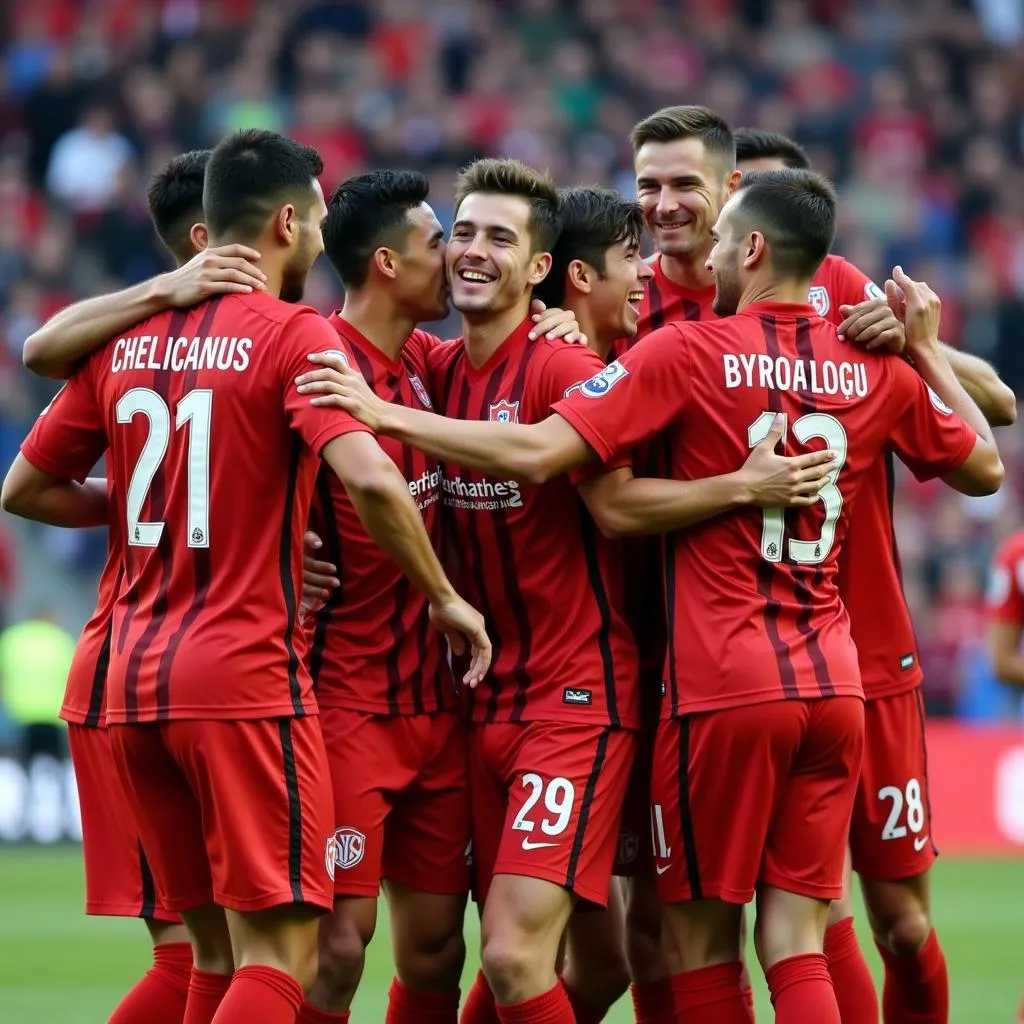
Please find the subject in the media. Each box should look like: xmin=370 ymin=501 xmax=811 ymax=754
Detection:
xmin=567 ymin=259 xmax=591 ymax=294
xmin=190 ymin=222 xmax=209 ymax=252
xmin=744 ymin=230 xmax=766 ymax=269
xmin=723 ymin=168 xmax=741 ymax=198
xmin=527 ymin=251 xmax=553 ymax=288
xmin=373 ymin=247 xmax=399 ymax=282
xmin=274 ymin=203 xmax=297 ymax=245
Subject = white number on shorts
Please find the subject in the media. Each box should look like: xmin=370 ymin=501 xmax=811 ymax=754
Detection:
xmin=747 ymin=411 xmax=848 ymax=564
xmin=117 ymin=387 xmax=213 ymax=548
xmin=511 ymin=773 xmax=576 ymax=836
xmin=879 ymin=778 xmax=925 ymax=840
xmin=650 ymin=803 xmax=672 ymax=860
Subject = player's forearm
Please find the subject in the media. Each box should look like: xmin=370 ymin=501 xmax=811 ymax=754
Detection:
xmin=380 ymin=404 xmax=561 ymax=483
xmin=940 ymin=343 xmax=1017 ymax=427
xmin=23 ymin=276 xmax=179 ymax=379
xmin=991 ymin=648 xmax=1024 ymax=689
xmin=909 ymin=343 xmax=997 ymax=447
xmin=592 ymin=474 xmax=749 ymax=538
xmin=1 ymin=477 xmax=108 ymax=527
xmin=346 ymin=462 xmax=456 ymax=604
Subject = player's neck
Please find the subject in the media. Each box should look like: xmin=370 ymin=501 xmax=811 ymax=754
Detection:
xmin=461 ymin=300 xmax=531 ymax=368
xmin=339 ymin=291 xmax=416 ymax=363
xmin=659 ymin=248 xmax=714 ymax=291
xmin=737 ymin=277 xmax=814 ymax=311
xmin=569 ymin=303 xmax=612 ymax=360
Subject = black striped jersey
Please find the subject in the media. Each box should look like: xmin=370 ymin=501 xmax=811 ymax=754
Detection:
xmin=428 ymin=318 xmax=639 ymax=728
xmin=305 ymin=316 xmax=453 ymax=715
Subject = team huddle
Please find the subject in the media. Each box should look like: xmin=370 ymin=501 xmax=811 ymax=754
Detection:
xmin=1 ymin=104 xmax=1015 ymax=1024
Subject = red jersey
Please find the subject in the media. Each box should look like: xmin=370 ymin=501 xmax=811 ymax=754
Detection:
xmin=814 ymin=255 xmax=924 ymax=697
xmin=428 ymin=319 xmax=638 ymax=728
xmin=21 ymin=394 xmax=122 ymax=727
xmin=305 ymin=316 xmax=452 ymax=715
xmin=553 ymin=301 xmax=977 ymax=716
xmin=986 ymin=530 xmax=1024 ymax=627
xmin=20 ymin=293 xmax=371 ymax=723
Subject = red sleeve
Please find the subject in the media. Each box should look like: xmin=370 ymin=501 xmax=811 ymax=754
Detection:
xmin=278 ymin=309 xmax=375 ymax=456
xmin=886 ymin=360 xmax=977 ymax=481
xmin=20 ymin=371 xmax=107 ymax=483
xmin=987 ymin=537 xmax=1024 ymax=625
xmin=552 ymin=324 xmax=692 ymax=463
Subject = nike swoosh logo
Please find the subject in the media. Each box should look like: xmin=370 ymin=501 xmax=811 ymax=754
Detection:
xmin=656 ymin=863 xmax=671 ymax=875
xmin=914 ymin=835 xmax=929 ymax=852
xmin=521 ymin=838 xmax=559 ymax=851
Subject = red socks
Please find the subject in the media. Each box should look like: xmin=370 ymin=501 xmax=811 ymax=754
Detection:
xmin=876 ymin=929 xmax=949 ymax=1024
xmin=670 ymin=962 xmax=752 ymax=1023
xmin=212 ymin=965 xmax=303 ymax=1024
xmin=495 ymin=982 xmax=575 ymax=1023
xmin=630 ymin=977 xmax=675 ymax=1023
xmin=296 ymin=1000 xmax=350 ymax=1023
xmin=766 ymin=953 xmax=841 ymax=1024
xmin=183 ymin=968 xmax=232 ymax=1024
xmin=564 ymin=983 xmax=606 ymax=1023
xmin=386 ymin=978 xmax=459 ymax=1024
xmin=461 ymin=971 xmax=501 ymax=1024
xmin=108 ymin=941 xmax=192 ymax=1023
xmin=825 ymin=917 xmax=879 ymax=1024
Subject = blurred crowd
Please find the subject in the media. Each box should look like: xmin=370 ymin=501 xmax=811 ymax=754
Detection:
xmin=0 ymin=0 xmax=1022 ymax=718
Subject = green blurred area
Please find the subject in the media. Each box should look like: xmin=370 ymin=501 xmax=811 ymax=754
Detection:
xmin=0 ymin=848 xmax=1020 ymax=1022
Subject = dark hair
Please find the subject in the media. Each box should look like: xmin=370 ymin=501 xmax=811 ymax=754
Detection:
xmin=731 ymin=169 xmax=837 ymax=278
xmin=323 ymin=170 xmax=430 ymax=288
xmin=630 ymin=105 xmax=735 ymax=166
xmin=454 ymin=158 xmax=561 ymax=254
xmin=535 ymin=187 xmax=645 ymax=307
xmin=146 ymin=149 xmax=211 ymax=260
xmin=734 ymin=128 xmax=810 ymax=170
xmin=203 ymin=129 xmax=324 ymax=238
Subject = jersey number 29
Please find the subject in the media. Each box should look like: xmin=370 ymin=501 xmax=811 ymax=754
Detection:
xmin=117 ymin=387 xmax=212 ymax=548
xmin=747 ymin=411 xmax=848 ymax=565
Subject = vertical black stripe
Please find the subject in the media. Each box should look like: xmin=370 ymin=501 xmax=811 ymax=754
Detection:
xmin=278 ymin=438 xmax=306 ymax=715
xmin=645 ymin=275 xmax=665 ymax=333
xmin=153 ymin=299 xmax=222 ymax=718
xmin=578 ymin=508 xmax=619 ymax=726
xmin=914 ymin=688 xmax=939 ymax=856
xmin=676 ymin=717 xmax=702 ymax=899
xmin=682 ymin=299 xmax=702 ymax=322
xmin=122 ymin=310 xmax=189 ymax=720
xmin=137 ymin=840 xmax=156 ymax=919
xmin=564 ymin=727 xmax=610 ymax=890
xmin=84 ymin=565 xmax=122 ymax=727
xmin=757 ymin=317 xmax=800 ymax=699
xmin=278 ymin=719 xmax=304 ymax=903
xmin=792 ymin=317 xmax=835 ymax=698
xmin=308 ymin=469 xmax=343 ymax=690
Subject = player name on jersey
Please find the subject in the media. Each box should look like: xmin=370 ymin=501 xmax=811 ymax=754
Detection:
xmin=111 ymin=335 xmax=253 ymax=374
xmin=722 ymin=353 xmax=869 ymax=398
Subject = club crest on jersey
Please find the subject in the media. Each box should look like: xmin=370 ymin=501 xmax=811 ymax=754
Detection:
xmin=808 ymin=285 xmax=830 ymax=317
xmin=408 ymin=374 xmax=433 ymax=409
xmin=489 ymin=399 xmax=520 ymax=423
xmin=572 ymin=360 xmax=629 ymax=399
xmin=324 ymin=827 xmax=365 ymax=880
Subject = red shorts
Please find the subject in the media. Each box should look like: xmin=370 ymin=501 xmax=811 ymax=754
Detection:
xmin=68 ymin=725 xmax=180 ymax=923
xmin=652 ymin=698 xmax=864 ymax=905
xmin=110 ymin=716 xmax=334 ymax=914
xmin=613 ymin=673 xmax=660 ymax=877
xmin=469 ymin=720 xmax=635 ymax=907
xmin=850 ymin=688 xmax=938 ymax=881
xmin=319 ymin=708 xmax=470 ymax=897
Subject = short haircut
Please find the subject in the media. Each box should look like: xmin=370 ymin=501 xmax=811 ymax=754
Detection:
xmin=630 ymin=105 xmax=735 ymax=167
xmin=734 ymin=128 xmax=811 ymax=170
xmin=324 ymin=170 xmax=430 ymax=288
xmin=453 ymin=158 xmax=561 ymax=254
xmin=147 ymin=149 xmax=211 ymax=259
xmin=731 ymin=169 xmax=837 ymax=278
xmin=535 ymin=187 xmax=645 ymax=307
xmin=203 ymin=129 xmax=324 ymax=238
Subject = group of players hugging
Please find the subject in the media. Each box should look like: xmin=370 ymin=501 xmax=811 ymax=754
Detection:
xmin=1 ymin=103 xmax=1014 ymax=1024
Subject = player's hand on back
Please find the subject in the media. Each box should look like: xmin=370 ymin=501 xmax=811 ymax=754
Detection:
xmin=885 ymin=265 xmax=941 ymax=355
xmin=297 ymin=353 xmax=387 ymax=430
xmin=738 ymin=413 xmax=837 ymax=508
xmin=528 ymin=298 xmax=589 ymax=346
xmin=299 ymin=530 xmax=338 ymax=617
xmin=161 ymin=244 xmax=267 ymax=306
xmin=428 ymin=596 xmax=492 ymax=687
xmin=837 ymin=297 xmax=906 ymax=353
